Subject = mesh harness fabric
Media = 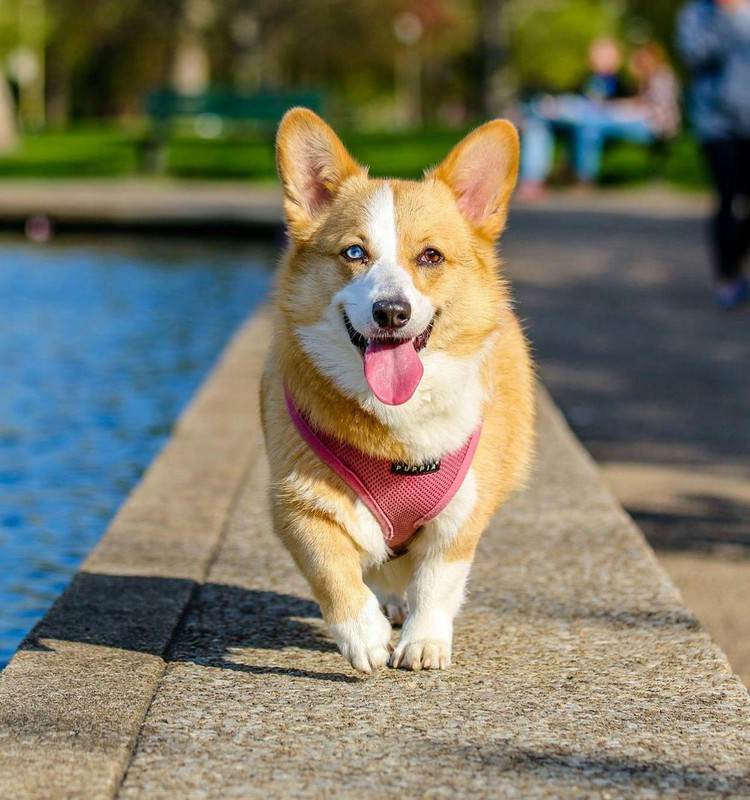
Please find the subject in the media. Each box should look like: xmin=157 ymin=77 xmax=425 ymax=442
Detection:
xmin=285 ymin=390 xmax=481 ymax=551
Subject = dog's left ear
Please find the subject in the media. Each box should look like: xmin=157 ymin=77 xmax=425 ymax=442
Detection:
xmin=276 ymin=107 xmax=365 ymax=237
xmin=429 ymin=120 xmax=519 ymax=241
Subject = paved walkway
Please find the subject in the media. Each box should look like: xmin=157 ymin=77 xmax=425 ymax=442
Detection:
xmin=1 ymin=177 xmax=745 ymax=683
xmin=1 ymin=178 xmax=746 ymax=684
xmin=0 ymin=179 xmax=707 ymax=231
xmin=0 ymin=179 xmax=282 ymax=231
xmin=1 ymin=311 xmax=749 ymax=798
xmin=504 ymin=193 xmax=750 ymax=685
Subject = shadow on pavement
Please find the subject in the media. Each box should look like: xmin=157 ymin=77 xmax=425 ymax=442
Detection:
xmin=20 ymin=571 xmax=360 ymax=684
xmin=505 ymin=206 xmax=750 ymax=553
xmin=19 ymin=569 xmax=703 ymax=684
xmin=445 ymin=741 xmax=750 ymax=795
xmin=636 ymin=493 xmax=750 ymax=551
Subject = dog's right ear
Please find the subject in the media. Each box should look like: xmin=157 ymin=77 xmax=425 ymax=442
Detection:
xmin=276 ymin=108 xmax=364 ymax=237
xmin=429 ymin=119 xmax=519 ymax=241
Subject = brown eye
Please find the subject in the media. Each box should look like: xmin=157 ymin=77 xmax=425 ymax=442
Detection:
xmin=419 ymin=248 xmax=444 ymax=266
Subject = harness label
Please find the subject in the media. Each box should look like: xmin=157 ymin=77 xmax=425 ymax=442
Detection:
xmin=390 ymin=459 xmax=441 ymax=476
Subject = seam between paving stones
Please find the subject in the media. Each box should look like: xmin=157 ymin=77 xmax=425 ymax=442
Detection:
xmin=113 ymin=445 xmax=268 ymax=798
xmin=105 ymin=309 xmax=274 ymax=794
xmin=0 ymin=309 xmax=271 ymax=800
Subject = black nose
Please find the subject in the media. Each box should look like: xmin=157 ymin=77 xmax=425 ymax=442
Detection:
xmin=372 ymin=299 xmax=411 ymax=329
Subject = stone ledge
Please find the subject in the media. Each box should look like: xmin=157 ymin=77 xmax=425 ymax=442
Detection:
xmin=1 ymin=307 xmax=749 ymax=799
xmin=0 ymin=309 xmax=272 ymax=799
xmin=0 ymin=181 xmax=708 ymax=233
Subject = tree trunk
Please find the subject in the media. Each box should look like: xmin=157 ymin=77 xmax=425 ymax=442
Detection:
xmin=0 ymin=75 xmax=19 ymax=152
xmin=480 ymin=0 xmax=515 ymax=117
xmin=171 ymin=0 xmax=212 ymax=93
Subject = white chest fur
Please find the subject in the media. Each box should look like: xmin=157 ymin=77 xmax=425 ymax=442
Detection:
xmin=296 ymin=310 xmax=489 ymax=463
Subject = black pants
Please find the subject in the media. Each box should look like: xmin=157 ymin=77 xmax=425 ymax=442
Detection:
xmin=702 ymin=139 xmax=750 ymax=281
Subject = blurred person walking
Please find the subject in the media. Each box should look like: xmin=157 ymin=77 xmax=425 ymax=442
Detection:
xmin=678 ymin=0 xmax=750 ymax=309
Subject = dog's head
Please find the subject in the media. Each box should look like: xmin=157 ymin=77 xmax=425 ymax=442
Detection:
xmin=276 ymin=108 xmax=519 ymax=409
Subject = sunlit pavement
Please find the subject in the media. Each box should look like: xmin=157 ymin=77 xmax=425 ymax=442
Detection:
xmin=505 ymin=189 xmax=750 ymax=686
xmin=3 ymin=311 xmax=748 ymax=798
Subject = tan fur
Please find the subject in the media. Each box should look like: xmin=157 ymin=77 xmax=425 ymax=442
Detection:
xmin=261 ymin=109 xmax=535 ymax=672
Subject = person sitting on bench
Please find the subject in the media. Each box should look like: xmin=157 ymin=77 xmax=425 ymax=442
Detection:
xmin=518 ymin=38 xmax=681 ymax=199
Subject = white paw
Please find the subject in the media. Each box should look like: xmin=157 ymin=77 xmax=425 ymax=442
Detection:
xmin=328 ymin=594 xmax=393 ymax=675
xmin=390 ymin=637 xmax=452 ymax=671
xmin=380 ymin=596 xmax=408 ymax=627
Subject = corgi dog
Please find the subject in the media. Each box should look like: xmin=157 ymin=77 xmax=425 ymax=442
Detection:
xmin=261 ymin=108 xmax=534 ymax=674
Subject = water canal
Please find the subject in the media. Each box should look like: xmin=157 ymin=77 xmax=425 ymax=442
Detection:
xmin=0 ymin=234 xmax=274 ymax=667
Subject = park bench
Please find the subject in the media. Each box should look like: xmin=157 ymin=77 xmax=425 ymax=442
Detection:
xmin=141 ymin=89 xmax=324 ymax=173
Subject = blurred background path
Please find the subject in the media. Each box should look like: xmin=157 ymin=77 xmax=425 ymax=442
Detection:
xmin=505 ymin=190 xmax=750 ymax=685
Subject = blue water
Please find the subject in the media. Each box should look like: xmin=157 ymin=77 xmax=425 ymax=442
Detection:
xmin=0 ymin=234 xmax=274 ymax=668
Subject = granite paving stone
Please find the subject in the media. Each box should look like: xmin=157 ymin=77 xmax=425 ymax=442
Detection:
xmin=116 ymin=392 xmax=750 ymax=799
xmin=0 ymin=185 xmax=748 ymax=796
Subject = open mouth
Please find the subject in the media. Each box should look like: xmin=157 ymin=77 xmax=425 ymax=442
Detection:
xmin=342 ymin=310 xmax=435 ymax=406
xmin=342 ymin=311 xmax=434 ymax=355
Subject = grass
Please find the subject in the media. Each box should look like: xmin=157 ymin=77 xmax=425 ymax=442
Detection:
xmin=600 ymin=135 xmax=708 ymax=190
xmin=0 ymin=122 xmax=709 ymax=189
xmin=0 ymin=127 xmax=140 ymax=178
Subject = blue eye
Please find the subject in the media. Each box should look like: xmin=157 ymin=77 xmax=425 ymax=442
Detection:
xmin=342 ymin=244 xmax=367 ymax=261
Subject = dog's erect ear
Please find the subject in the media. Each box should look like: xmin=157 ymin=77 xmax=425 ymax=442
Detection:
xmin=276 ymin=108 xmax=364 ymax=236
xmin=429 ymin=120 xmax=519 ymax=240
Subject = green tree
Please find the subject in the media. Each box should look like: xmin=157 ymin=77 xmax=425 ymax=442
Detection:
xmin=507 ymin=0 xmax=623 ymax=93
xmin=26 ymin=0 xmax=688 ymax=127
xmin=45 ymin=0 xmax=181 ymax=122
xmin=207 ymin=0 xmax=476 ymax=124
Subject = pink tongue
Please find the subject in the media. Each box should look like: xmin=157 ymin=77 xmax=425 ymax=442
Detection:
xmin=364 ymin=339 xmax=424 ymax=406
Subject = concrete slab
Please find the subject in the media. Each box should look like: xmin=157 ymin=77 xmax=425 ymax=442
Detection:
xmin=0 ymin=310 xmax=271 ymax=799
xmin=114 ymin=392 xmax=750 ymax=799
xmin=0 ymin=180 xmax=707 ymax=233
xmin=0 ymin=180 xmax=283 ymax=232
xmin=0 ymin=283 xmax=747 ymax=795
xmin=658 ymin=551 xmax=750 ymax=690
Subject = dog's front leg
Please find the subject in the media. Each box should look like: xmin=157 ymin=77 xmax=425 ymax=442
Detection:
xmin=278 ymin=511 xmax=393 ymax=674
xmin=390 ymin=551 xmax=472 ymax=671
xmin=390 ymin=469 xmax=484 ymax=671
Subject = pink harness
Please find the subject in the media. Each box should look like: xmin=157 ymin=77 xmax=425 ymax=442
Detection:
xmin=285 ymin=391 xmax=481 ymax=552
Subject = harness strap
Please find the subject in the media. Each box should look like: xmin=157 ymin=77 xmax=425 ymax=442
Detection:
xmin=285 ymin=389 xmax=481 ymax=550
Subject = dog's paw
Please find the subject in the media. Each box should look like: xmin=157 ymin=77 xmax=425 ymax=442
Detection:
xmin=328 ymin=594 xmax=393 ymax=675
xmin=380 ymin=595 xmax=408 ymax=627
xmin=390 ymin=638 xmax=452 ymax=671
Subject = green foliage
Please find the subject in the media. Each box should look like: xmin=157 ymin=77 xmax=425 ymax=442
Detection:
xmin=554 ymin=134 xmax=707 ymax=190
xmin=508 ymin=0 xmax=624 ymax=93
xmin=0 ymin=124 xmax=709 ymax=190
xmin=45 ymin=0 xmax=181 ymax=119
xmin=0 ymin=1 xmax=18 ymax=55
xmin=342 ymin=128 xmax=474 ymax=178
xmin=31 ymin=0 xmax=480 ymax=124
xmin=624 ymin=0 xmax=684 ymax=59
xmin=0 ymin=126 xmax=139 ymax=176
xmin=661 ymin=135 xmax=708 ymax=189
xmin=165 ymin=127 xmax=473 ymax=180
xmin=0 ymin=0 xmax=691 ymax=128
xmin=166 ymin=136 xmax=277 ymax=180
